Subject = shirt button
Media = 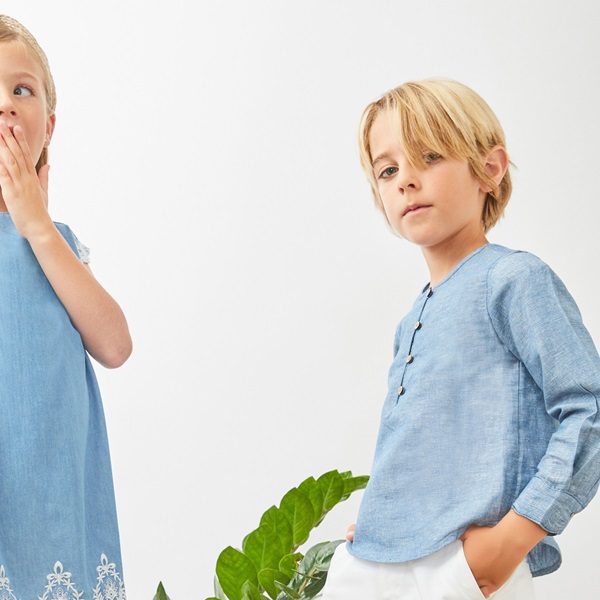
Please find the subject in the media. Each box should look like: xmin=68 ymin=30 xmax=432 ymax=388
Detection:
xmin=426 ymin=287 xmax=433 ymax=297
xmin=397 ymin=386 xmax=405 ymax=396
xmin=406 ymin=355 xmax=414 ymax=364
xmin=414 ymin=321 xmax=422 ymax=330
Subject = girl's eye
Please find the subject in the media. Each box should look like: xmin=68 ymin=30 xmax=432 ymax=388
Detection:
xmin=13 ymin=85 xmax=33 ymax=97
xmin=423 ymin=152 xmax=442 ymax=164
xmin=378 ymin=166 xmax=398 ymax=179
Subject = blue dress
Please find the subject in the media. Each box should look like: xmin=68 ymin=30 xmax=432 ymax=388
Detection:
xmin=0 ymin=213 xmax=126 ymax=599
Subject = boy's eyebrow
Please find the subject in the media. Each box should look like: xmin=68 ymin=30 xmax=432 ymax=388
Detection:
xmin=372 ymin=152 xmax=393 ymax=167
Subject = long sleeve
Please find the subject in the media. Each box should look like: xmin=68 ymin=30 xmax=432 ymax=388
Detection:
xmin=487 ymin=252 xmax=600 ymax=534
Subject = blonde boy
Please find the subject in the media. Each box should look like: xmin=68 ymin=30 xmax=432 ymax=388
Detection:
xmin=321 ymin=80 xmax=600 ymax=600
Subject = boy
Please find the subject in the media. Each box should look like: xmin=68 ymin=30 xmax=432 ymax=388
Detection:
xmin=322 ymin=79 xmax=600 ymax=600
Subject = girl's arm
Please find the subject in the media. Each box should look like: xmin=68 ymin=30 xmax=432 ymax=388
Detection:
xmin=0 ymin=123 xmax=132 ymax=368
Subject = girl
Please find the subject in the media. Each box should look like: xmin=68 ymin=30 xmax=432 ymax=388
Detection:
xmin=321 ymin=80 xmax=600 ymax=600
xmin=0 ymin=14 xmax=131 ymax=599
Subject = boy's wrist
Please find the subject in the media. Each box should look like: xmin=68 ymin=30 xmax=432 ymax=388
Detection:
xmin=494 ymin=509 xmax=547 ymax=556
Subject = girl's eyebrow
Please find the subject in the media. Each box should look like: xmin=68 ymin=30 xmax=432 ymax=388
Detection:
xmin=11 ymin=71 xmax=40 ymax=82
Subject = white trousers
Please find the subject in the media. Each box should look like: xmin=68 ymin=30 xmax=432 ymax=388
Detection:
xmin=319 ymin=541 xmax=536 ymax=600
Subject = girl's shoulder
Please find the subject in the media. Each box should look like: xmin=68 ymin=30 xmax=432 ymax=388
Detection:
xmin=53 ymin=221 xmax=90 ymax=264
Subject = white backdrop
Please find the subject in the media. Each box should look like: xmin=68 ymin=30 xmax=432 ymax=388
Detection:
xmin=2 ymin=1 xmax=599 ymax=598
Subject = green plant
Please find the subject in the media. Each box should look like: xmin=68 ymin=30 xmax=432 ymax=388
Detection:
xmin=154 ymin=469 xmax=368 ymax=600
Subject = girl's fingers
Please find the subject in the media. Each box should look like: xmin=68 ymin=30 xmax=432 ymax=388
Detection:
xmin=8 ymin=125 xmax=32 ymax=171
xmin=0 ymin=123 xmax=36 ymax=177
xmin=0 ymin=122 xmax=23 ymax=180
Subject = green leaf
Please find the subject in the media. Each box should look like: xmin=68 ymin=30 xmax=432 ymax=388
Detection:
xmin=258 ymin=568 xmax=290 ymax=600
xmin=316 ymin=471 xmax=344 ymax=512
xmin=154 ymin=582 xmax=171 ymax=600
xmin=213 ymin=573 xmax=229 ymax=600
xmin=278 ymin=552 xmax=303 ymax=579
xmin=260 ymin=505 xmax=294 ymax=554
xmin=241 ymin=580 xmax=268 ymax=600
xmin=286 ymin=541 xmax=344 ymax=599
xmin=312 ymin=540 xmax=344 ymax=571
xmin=279 ymin=488 xmax=314 ymax=548
xmin=298 ymin=477 xmax=324 ymax=526
xmin=216 ymin=546 xmax=258 ymax=600
xmin=243 ymin=523 xmax=285 ymax=573
xmin=274 ymin=581 xmax=302 ymax=600
xmin=341 ymin=475 xmax=369 ymax=501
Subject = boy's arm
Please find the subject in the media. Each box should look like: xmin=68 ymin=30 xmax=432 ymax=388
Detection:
xmin=479 ymin=253 xmax=600 ymax=593
xmin=0 ymin=124 xmax=132 ymax=368
xmin=460 ymin=510 xmax=547 ymax=596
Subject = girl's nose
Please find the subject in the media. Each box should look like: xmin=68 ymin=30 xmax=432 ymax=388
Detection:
xmin=0 ymin=94 xmax=17 ymax=116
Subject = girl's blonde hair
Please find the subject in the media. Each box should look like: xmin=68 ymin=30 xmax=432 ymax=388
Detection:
xmin=358 ymin=79 xmax=511 ymax=233
xmin=0 ymin=15 xmax=56 ymax=172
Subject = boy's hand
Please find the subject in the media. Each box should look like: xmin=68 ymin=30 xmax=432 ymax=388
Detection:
xmin=460 ymin=510 xmax=547 ymax=597
xmin=460 ymin=525 xmax=524 ymax=596
xmin=346 ymin=523 xmax=356 ymax=541
xmin=0 ymin=122 xmax=53 ymax=240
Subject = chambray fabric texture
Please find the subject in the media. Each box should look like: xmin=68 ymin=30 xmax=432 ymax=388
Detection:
xmin=0 ymin=213 xmax=125 ymax=599
xmin=349 ymin=244 xmax=600 ymax=578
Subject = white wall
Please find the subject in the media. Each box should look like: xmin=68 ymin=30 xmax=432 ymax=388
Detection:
xmin=2 ymin=1 xmax=599 ymax=598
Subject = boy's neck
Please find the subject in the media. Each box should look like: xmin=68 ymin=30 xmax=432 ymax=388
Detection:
xmin=422 ymin=230 xmax=489 ymax=288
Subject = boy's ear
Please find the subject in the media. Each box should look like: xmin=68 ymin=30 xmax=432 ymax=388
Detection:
xmin=482 ymin=146 xmax=509 ymax=189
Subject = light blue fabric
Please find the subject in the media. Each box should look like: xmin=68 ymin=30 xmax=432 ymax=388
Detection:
xmin=0 ymin=213 xmax=125 ymax=599
xmin=348 ymin=244 xmax=600 ymax=578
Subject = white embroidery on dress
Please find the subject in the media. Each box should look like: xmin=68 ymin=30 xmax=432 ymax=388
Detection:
xmin=39 ymin=562 xmax=83 ymax=600
xmin=0 ymin=555 xmax=124 ymax=600
xmin=93 ymin=555 xmax=126 ymax=600
xmin=0 ymin=566 xmax=18 ymax=600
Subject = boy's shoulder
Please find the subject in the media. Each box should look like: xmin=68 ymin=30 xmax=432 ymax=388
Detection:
xmin=484 ymin=244 xmax=553 ymax=281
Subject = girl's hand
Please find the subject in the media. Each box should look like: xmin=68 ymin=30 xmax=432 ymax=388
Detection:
xmin=0 ymin=122 xmax=53 ymax=239
xmin=346 ymin=524 xmax=356 ymax=541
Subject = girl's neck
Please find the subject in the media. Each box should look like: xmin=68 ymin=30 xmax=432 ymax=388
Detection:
xmin=422 ymin=229 xmax=489 ymax=288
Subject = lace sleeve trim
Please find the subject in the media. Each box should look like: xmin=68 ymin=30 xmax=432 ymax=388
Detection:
xmin=75 ymin=238 xmax=91 ymax=264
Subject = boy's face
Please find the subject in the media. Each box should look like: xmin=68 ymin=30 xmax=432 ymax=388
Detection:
xmin=369 ymin=110 xmax=487 ymax=251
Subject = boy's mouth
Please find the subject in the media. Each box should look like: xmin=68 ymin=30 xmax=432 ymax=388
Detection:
xmin=403 ymin=204 xmax=432 ymax=217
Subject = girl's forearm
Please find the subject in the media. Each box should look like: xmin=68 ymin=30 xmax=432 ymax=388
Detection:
xmin=26 ymin=223 xmax=132 ymax=368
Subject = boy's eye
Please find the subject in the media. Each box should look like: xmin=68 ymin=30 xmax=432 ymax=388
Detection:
xmin=378 ymin=166 xmax=398 ymax=179
xmin=13 ymin=85 xmax=33 ymax=97
xmin=423 ymin=151 xmax=442 ymax=164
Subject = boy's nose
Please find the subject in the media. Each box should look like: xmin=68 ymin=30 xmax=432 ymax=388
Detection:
xmin=396 ymin=165 xmax=417 ymax=193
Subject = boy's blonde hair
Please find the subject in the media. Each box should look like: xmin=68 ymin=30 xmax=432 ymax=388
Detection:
xmin=0 ymin=15 xmax=56 ymax=172
xmin=358 ymin=79 xmax=511 ymax=233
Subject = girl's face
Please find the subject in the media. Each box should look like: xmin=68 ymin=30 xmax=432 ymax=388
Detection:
xmin=0 ymin=41 xmax=55 ymax=167
xmin=369 ymin=110 xmax=487 ymax=252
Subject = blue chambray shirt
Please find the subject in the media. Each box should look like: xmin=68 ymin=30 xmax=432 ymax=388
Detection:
xmin=348 ymin=244 xmax=600 ymax=577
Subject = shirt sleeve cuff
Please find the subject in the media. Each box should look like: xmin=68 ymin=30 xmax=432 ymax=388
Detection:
xmin=512 ymin=475 xmax=584 ymax=535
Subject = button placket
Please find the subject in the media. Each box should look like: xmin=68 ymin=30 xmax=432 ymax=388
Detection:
xmin=396 ymin=287 xmax=432 ymax=402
